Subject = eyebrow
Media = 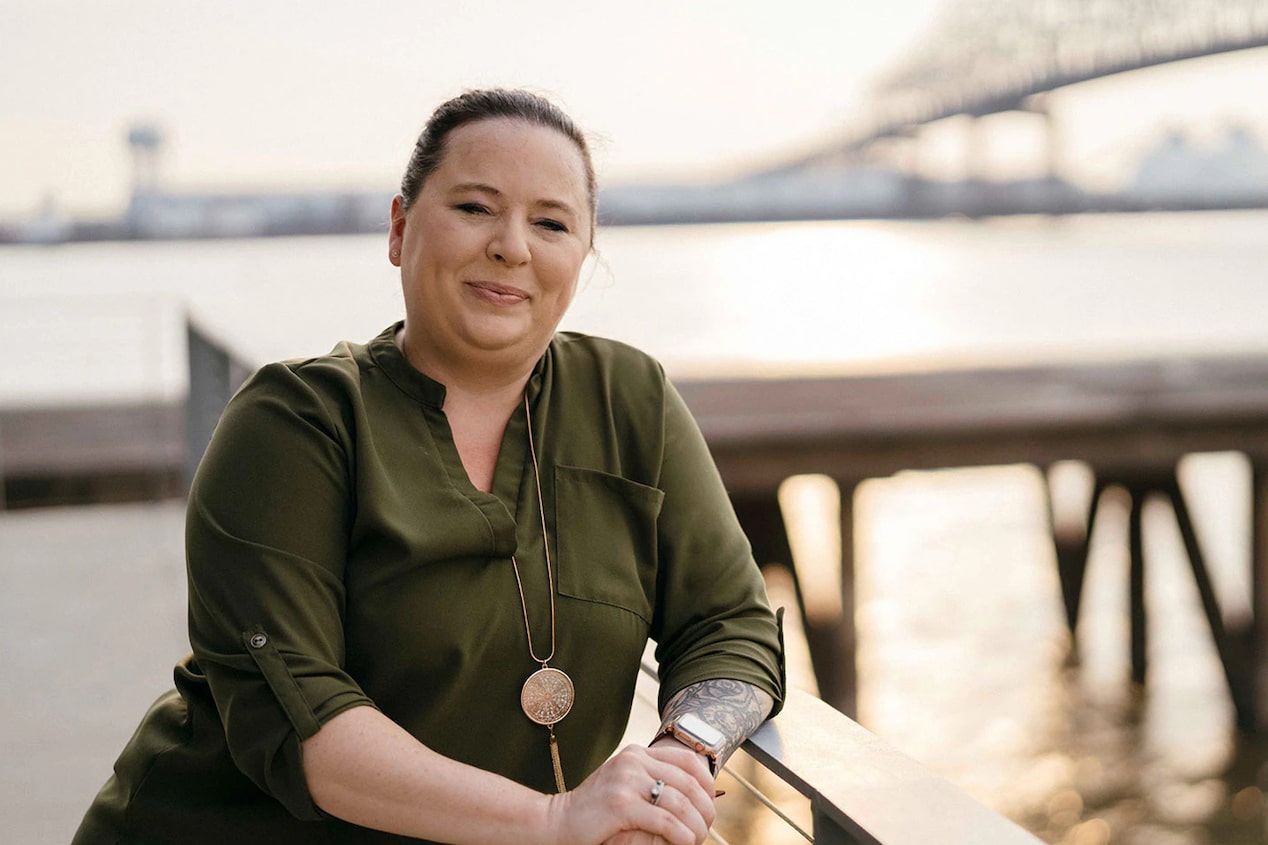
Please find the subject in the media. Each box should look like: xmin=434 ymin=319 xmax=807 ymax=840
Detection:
xmin=449 ymin=182 xmax=579 ymax=218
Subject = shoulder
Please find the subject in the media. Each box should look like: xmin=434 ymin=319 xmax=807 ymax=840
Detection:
xmin=242 ymin=335 xmax=378 ymax=401
xmin=223 ymin=337 xmax=379 ymax=440
xmin=271 ymin=337 xmax=372 ymax=395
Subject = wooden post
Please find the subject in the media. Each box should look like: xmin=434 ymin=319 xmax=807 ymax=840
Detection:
xmin=820 ymin=478 xmax=858 ymax=719
xmin=1164 ymin=471 xmax=1255 ymax=730
xmin=1049 ymin=471 xmax=1104 ymax=639
xmin=730 ymin=489 xmax=794 ymax=572
xmin=732 ymin=480 xmax=859 ymax=719
xmin=1128 ymin=484 xmax=1148 ymax=685
xmin=1253 ymin=462 xmax=1268 ymax=730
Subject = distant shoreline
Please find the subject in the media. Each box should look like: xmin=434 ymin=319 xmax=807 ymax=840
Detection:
xmin=5 ymin=185 xmax=1268 ymax=246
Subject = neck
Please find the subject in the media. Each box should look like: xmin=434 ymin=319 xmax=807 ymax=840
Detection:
xmin=396 ymin=325 xmax=540 ymax=403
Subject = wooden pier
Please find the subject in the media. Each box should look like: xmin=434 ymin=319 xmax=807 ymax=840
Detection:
xmin=676 ymin=356 xmax=1268 ymax=730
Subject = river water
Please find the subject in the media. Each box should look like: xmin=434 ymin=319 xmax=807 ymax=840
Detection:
xmin=4 ymin=211 xmax=1268 ymax=843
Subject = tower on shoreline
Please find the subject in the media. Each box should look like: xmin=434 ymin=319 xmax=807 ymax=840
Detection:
xmin=127 ymin=124 xmax=164 ymax=198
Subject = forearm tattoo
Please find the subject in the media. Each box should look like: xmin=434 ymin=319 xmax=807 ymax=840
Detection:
xmin=659 ymin=679 xmax=774 ymax=770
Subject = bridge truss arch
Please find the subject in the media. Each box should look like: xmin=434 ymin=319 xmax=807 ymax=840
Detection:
xmin=855 ymin=0 xmax=1268 ymax=149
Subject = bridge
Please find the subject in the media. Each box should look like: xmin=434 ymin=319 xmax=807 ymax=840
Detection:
xmin=779 ymin=0 xmax=1268 ymax=170
xmin=594 ymin=1 xmax=1268 ymax=226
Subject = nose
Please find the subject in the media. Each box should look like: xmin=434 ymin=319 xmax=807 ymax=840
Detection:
xmin=487 ymin=218 xmax=531 ymax=266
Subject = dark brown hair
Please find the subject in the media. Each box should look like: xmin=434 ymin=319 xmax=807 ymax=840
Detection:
xmin=399 ymin=88 xmax=597 ymax=242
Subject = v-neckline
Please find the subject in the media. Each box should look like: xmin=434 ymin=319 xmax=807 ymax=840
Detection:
xmin=368 ymin=322 xmax=547 ymax=526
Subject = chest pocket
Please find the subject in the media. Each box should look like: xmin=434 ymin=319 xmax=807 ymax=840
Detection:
xmin=554 ymin=464 xmax=664 ymax=625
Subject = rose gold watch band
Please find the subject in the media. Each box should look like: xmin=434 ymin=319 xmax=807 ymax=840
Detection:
xmin=652 ymin=726 xmax=719 ymax=776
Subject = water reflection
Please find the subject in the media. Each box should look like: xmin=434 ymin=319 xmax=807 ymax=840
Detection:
xmin=791 ymin=454 xmax=1268 ymax=843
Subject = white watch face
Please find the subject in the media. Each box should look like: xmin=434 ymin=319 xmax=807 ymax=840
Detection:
xmin=678 ymin=713 xmax=724 ymax=750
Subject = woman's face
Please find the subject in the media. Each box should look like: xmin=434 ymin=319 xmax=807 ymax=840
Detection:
xmin=388 ymin=118 xmax=593 ymax=378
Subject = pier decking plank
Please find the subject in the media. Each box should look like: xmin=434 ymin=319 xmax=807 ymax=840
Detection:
xmin=0 ymin=403 xmax=183 ymax=477
xmin=677 ymin=354 xmax=1268 ymax=488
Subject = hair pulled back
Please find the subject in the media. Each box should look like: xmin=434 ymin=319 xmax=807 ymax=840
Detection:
xmin=399 ymin=88 xmax=597 ymax=241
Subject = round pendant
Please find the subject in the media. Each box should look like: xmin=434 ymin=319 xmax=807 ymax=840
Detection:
xmin=520 ymin=666 xmax=575 ymax=726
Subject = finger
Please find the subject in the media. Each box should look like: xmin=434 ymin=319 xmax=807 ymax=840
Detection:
xmin=615 ymin=743 xmax=712 ymax=808
xmin=603 ymin=833 xmax=668 ymax=845
xmin=651 ymin=767 xmax=716 ymax=832
xmin=645 ymin=744 xmax=714 ymax=793
xmin=643 ymin=749 xmax=716 ymax=822
xmin=631 ymin=796 xmax=704 ymax=845
xmin=575 ymin=748 xmax=709 ymax=845
xmin=646 ymin=782 xmax=711 ymax=845
xmin=603 ymin=746 xmax=714 ymax=843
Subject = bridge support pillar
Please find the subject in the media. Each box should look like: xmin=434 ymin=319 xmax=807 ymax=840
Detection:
xmin=1042 ymin=104 xmax=1062 ymax=187
xmin=1025 ymin=94 xmax=1074 ymax=213
xmin=965 ymin=115 xmax=989 ymax=217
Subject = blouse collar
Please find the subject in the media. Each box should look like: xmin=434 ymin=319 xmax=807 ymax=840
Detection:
xmin=368 ymin=321 xmax=547 ymax=408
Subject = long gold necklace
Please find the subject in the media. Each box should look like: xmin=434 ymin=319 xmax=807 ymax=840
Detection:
xmin=510 ymin=393 xmax=573 ymax=793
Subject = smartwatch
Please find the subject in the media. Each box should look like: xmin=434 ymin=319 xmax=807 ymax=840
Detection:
xmin=653 ymin=713 xmax=724 ymax=776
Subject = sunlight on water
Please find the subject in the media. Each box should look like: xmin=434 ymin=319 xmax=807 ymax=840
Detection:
xmin=575 ymin=212 xmax=1268 ymax=379
xmin=655 ymin=222 xmax=953 ymax=365
xmin=5 ymin=212 xmax=1268 ymax=404
xmin=571 ymin=221 xmax=958 ymax=375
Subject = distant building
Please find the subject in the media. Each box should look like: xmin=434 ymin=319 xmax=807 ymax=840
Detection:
xmin=127 ymin=124 xmax=165 ymax=198
xmin=17 ymin=195 xmax=72 ymax=244
xmin=599 ymin=163 xmax=908 ymax=225
xmin=116 ymin=119 xmax=395 ymax=241
xmin=1129 ymin=126 xmax=1268 ymax=203
xmin=124 ymin=189 xmax=394 ymax=240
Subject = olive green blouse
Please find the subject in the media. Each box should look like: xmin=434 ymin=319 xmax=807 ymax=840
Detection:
xmin=74 ymin=323 xmax=784 ymax=844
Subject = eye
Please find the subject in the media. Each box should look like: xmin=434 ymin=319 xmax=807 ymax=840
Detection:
xmin=455 ymin=202 xmax=490 ymax=215
xmin=535 ymin=218 xmax=569 ymax=233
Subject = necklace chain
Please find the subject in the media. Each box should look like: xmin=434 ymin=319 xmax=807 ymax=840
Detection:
xmin=510 ymin=393 xmax=556 ymax=667
xmin=508 ymin=392 xmax=573 ymax=792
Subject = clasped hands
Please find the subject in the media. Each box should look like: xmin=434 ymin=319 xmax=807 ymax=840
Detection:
xmin=547 ymin=742 xmax=718 ymax=845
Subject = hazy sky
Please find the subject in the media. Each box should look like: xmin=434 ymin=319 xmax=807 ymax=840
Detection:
xmin=4 ymin=0 xmax=1267 ymax=217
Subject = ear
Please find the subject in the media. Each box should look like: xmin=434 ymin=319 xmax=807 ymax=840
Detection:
xmin=388 ymin=194 xmax=407 ymax=266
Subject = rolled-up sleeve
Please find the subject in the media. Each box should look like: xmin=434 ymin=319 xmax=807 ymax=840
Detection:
xmin=186 ymin=362 xmax=375 ymax=819
xmin=650 ymin=377 xmax=786 ymax=717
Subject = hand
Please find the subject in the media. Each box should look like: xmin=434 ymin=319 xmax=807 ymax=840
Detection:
xmin=545 ymin=743 xmax=717 ymax=845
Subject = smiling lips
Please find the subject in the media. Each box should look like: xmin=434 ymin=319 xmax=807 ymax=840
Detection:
xmin=467 ymin=280 xmax=529 ymax=306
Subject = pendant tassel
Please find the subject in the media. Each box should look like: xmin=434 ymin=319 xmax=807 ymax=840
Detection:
xmin=549 ymin=726 xmax=567 ymax=793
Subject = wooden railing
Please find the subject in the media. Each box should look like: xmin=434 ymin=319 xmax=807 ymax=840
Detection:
xmin=629 ymin=660 xmax=1041 ymax=845
xmin=185 ymin=318 xmax=254 ymax=486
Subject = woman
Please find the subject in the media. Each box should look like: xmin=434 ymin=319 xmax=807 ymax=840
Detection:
xmin=74 ymin=88 xmax=783 ymax=845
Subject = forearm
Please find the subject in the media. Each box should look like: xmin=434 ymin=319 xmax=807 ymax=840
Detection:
xmin=656 ymin=679 xmax=774 ymax=771
xmin=301 ymin=705 xmax=554 ymax=845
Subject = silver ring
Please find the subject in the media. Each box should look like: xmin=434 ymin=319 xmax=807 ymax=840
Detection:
xmin=649 ymin=778 xmax=665 ymax=806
